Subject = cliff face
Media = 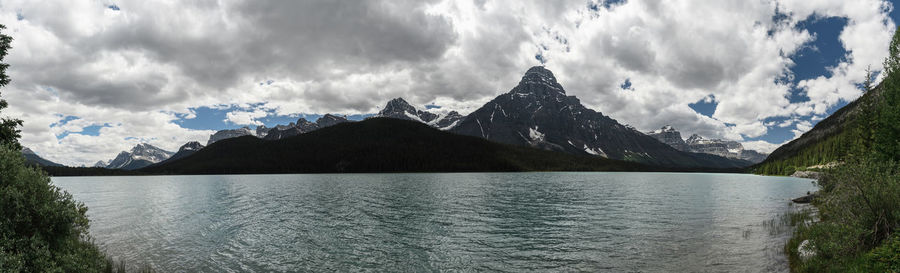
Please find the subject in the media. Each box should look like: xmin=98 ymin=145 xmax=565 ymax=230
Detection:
xmin=647 ymin=126 xmax=768 ymax=164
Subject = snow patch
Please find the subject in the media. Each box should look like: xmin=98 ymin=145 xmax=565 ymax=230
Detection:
xmin=528 ymin=127 xmax=545 ymax=142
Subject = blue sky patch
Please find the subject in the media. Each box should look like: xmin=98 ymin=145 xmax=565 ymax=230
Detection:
xmin=748 ymin=14 xmax=855 ymax=144
xmin=688 ymin=96 xmax=716 ymax=118
xmin=790 ymin=16 xmax=848 ymax=83
xmin=173 ymin=105 xmax=374 ymax=131
xmin=108 ymin=4 xmax=120 ymax=11
xmin=620 ymin=78 xmax=633 ymax=91
xmin=50 ymin=115 xmax=79 ymax=128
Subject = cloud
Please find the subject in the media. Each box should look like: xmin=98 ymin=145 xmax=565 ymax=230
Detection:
xmin=742 ymin=140 xmax=786 ymax=154
xmin=0 ymin=0 xmax=894 ymax=164
xmin=224 ymin=109 xmax=268 ymax=126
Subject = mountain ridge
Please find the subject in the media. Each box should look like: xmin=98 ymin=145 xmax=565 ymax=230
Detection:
xmin=143 ymin=118 xmax=654 ymax=174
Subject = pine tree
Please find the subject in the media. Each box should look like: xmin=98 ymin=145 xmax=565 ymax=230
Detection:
xmin=875 ymin=27 xmax=900 ymax=161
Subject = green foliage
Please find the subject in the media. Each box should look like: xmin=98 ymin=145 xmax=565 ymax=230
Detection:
xmin=782 ymin=28 xmax=900 ymax=272
xmin=755 ymin=130 xmax=854 ymax=175
xmin=867 ymin=234 xmax=900 ymax=272
xmin=875 ymin=28 xmax=900 ymax=161
xmin=786 ymin=158 xmax=900 ymax=272
xmin=0 ymin=24 xmax=22 ymax=150
xmin=0 ymin=144 xmax=109 ymax=272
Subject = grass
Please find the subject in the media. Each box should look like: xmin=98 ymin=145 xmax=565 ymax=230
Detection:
xmin=104 ymin=257 xmax=155 ymax=273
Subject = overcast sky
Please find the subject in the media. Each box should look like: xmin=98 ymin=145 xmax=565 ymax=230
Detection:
xmin=0 ymin=0 xmax=897 ymax=166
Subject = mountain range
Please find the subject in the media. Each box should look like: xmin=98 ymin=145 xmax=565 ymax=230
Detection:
xmin=447 ymin=66 xmax=748 ymax=168
xmin=56 ymin=66 xmax=762 ymax=173
xmin=646 ymin=125 xmax=767 ymax=163
xmin=104 ymin=143 xmax=174 ymax=170
xmin=143 ymin=118 xmax=651 ymax=174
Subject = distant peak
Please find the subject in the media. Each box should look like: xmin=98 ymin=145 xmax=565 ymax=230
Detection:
xmin=181 ymin=141 xmax=202 ymax=147
xmin=686 ymin=134 xmax=704 ymax=143
xmin=321 ymin=113 xmax=345 ymax=119
xmin=21 ymin=147 xmax=35 ymax=155
xmin=651 ymin=125 xmax=678 ymax=134
xmin=179 ymin=141 xmax=204 ymax=152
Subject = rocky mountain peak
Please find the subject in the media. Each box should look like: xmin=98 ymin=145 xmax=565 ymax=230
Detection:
xmin=316 ymin=114 xmax=349 ymax=128
xmin=179 ymin=141 xmax=204 ymax=152
xmin=383 ymin=97 xmax=414 ymax=112
xmin=686 ymin=134 xmax=704 ymax=144
xmin=21 ymin=147 xmax=35 ymax=155
xmin=517 ymin=66 xmax=565 ymax=95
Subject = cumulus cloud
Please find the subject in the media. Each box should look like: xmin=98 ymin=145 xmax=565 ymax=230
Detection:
xmin=225 ymin=110 xmax=268 ymax=126
xmin=0 ymin=0 xmax=894 ymax=164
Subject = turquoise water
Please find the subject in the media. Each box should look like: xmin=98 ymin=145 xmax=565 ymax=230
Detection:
xmin=52 ymin=172 xmax=815 ymax=272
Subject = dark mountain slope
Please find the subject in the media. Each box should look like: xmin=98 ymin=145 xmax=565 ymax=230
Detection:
xmin=155 ymin=141 xmax=204 ymax=165
xmin=22 ymin=147 xmax=63 ymax=167
xmin=143 ymin=118 xmax=651 ymax=174
xmin=450 ymin=66 xmax=749 ymax=169
xmin=755 ymin=85 xmax=884 ymax=174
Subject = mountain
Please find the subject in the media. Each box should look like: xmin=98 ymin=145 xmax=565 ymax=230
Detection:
xmin=375 ymin=98 xmax=464 ymax=130
xmin=158 ymin=141 xmax=204 ymax=164
xmin=142 ymin=118 xmax=651 ymax=174
xmin=106 ymin=143 xmax=174 ymax=170
xmin=755 ymin=84 xmax=885 ymax=174
xmin=207 ymin=127 xmax=255 ymax=145
xmin=21 ymin=147 xmax=64 ymax=167
xmin=646 ymin=125 xmax=690 ymax=151
xmin=263 ymin=114 xmax=350 ymax=141
xmin=646 ymin=126 xmax=768 ymax=163
xmin=449 ymin=66 xmax=749 ymax=168
xmin=92 ymin=160 xmax=109 ymax=168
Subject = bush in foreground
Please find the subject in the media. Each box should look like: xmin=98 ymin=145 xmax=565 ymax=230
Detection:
xmin=786 ymin=157 xmax=900 ymax=272
xmin=0 ymin=143 xmax=109 ymax=271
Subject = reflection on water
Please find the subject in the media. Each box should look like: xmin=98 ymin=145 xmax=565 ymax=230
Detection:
xmin=53 ymin=172 xmax=815 ymax=272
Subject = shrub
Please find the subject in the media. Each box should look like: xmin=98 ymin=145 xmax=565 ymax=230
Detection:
xmin=867 ymin=234 xmax=900 ymax=272
xmin=0 ymin=144 xmax=108 ymax=272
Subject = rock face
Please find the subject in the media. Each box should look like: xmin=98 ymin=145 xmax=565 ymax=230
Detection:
xmin=106 ymin=143 xmax=174 ymax=170
xmin=448 ymin=66 xmax=748 ymax=168
xmin=263 ymin=114 xmax=351 ymax=141
xmin=646 ymin=125 xmax=689 ymax=151
xmin=375 ymin=97 xmax=464 ymax=130
xmin=207 ymin=127 xmax=254 ymax=145
xmin=791 ymin=170 xmax=823 ymax=180
xmin=161 ymin=141 xmax=205 ymax=164
xmin=647 ymin=126 xmax=769 ymax=163
xmin=315 ymin=114 xmax=350 ymax=128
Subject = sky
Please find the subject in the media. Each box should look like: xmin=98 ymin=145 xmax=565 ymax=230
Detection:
xmin=0 ymin=0 xmax=897 ymax=166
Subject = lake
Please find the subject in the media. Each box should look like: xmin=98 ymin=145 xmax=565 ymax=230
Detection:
xmin=52 ymin=172 xmax=815 ymax=272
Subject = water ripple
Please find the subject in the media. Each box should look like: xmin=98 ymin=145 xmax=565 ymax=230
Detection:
xmin=52 ymin=172 xmax=815 ymax=272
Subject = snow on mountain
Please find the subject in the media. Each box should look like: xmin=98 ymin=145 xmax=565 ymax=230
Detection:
xmin=207 ymin=127 xmax=255 ymax=145
xmin=105 ymin=143 xmax=174 ymax=170
xmin=646 ymin=126 xmax=768 ymax=163
xmin=375 ymin=97 xmax=463 ymax=130
xmin=449 ymin=66 xmax=750 ymax=168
